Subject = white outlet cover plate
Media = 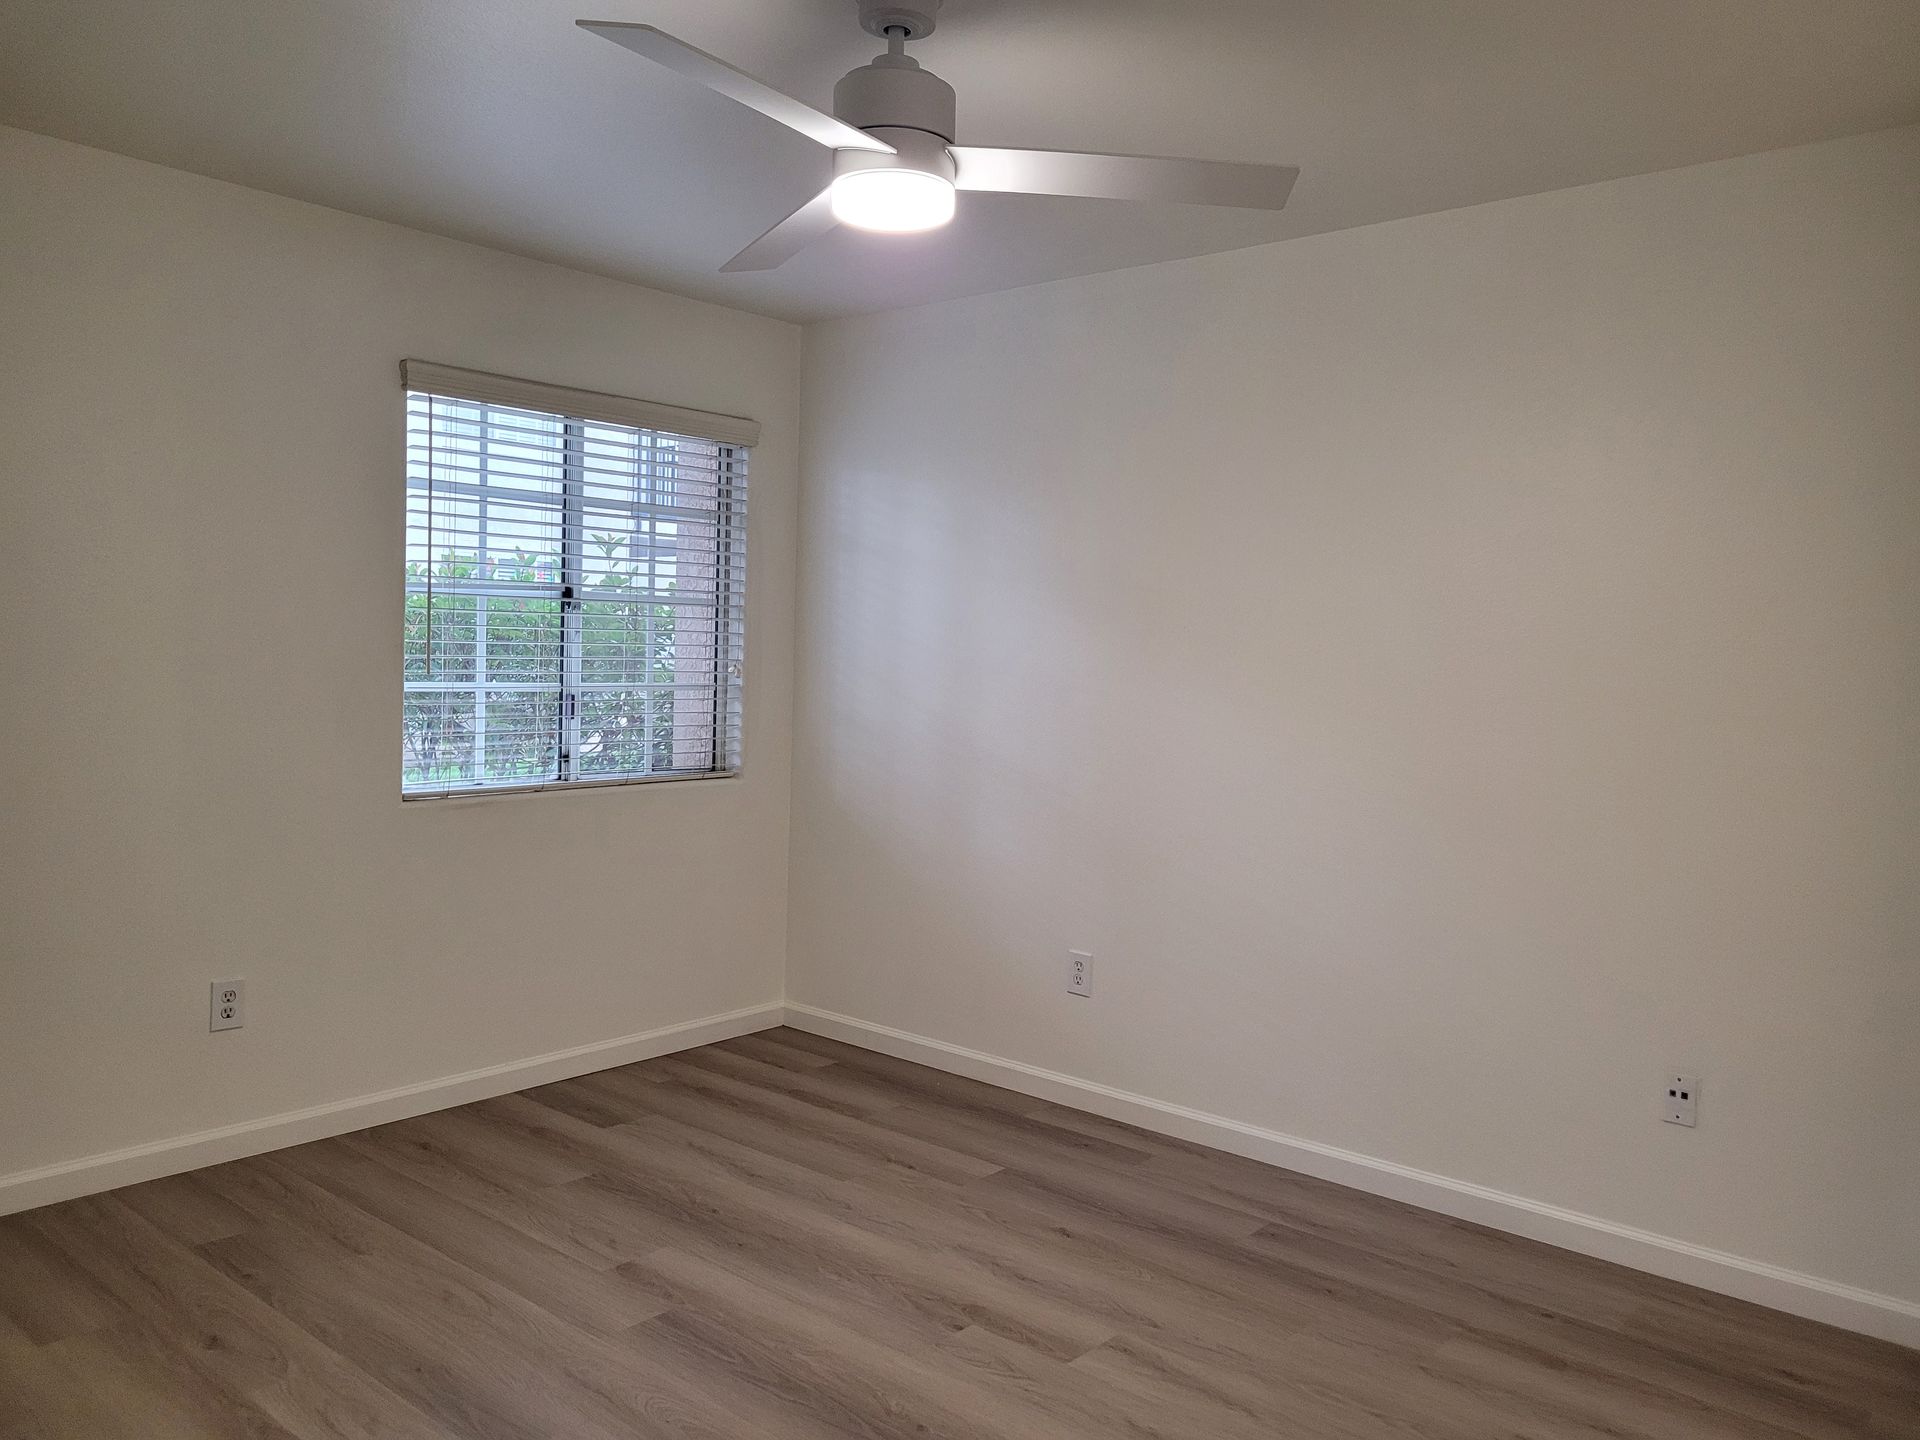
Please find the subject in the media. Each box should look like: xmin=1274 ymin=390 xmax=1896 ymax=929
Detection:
xmin=1067 ymin=950 xmax=1092 ymax=998
xmin=210 ymin=978 xmax=245 ymax=1032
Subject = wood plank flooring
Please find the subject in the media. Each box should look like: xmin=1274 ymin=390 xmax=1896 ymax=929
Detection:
xmin=2 ymin=1026 xmax=1914 ymax=1438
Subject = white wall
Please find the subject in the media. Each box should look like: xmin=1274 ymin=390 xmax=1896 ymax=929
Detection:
xmin=0 ymin=128 xmax=799 ymax=1180
xmin=792 ymin=127 xmax=1920 ymax=1308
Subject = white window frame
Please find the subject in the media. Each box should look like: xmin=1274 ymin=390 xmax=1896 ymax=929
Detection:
xmin=402 ymin=362 xmax=752 ymax=800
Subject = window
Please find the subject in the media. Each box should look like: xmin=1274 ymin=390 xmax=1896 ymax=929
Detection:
xmin=402 ymin=362 xmax=752 ymax=797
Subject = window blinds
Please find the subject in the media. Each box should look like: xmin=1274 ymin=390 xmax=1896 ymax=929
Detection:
xmin=402 ymin=364 xmax=749 ymax=797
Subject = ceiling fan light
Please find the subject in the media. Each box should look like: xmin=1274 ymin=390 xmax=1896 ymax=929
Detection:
xmin=829 ymin=168 xmax=956 ymax=233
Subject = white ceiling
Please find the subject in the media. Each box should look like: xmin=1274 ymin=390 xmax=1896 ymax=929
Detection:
xmin=4 ymin=0 xmax=1917 ymax=323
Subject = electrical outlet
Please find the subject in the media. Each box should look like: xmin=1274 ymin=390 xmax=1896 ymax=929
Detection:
xmin=1067 ymin=950 xmax=1092 ymax=998
xmin=1663 ymin=1073 xmax=1698 ymax=1127
xmin=210 ymin=979 xmax=245 ymax=1032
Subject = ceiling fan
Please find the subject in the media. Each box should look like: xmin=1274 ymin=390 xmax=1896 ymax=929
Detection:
xmin=579 ymin=0 xmax=1300 ymax=272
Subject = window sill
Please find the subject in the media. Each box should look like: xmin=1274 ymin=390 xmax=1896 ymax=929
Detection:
xmin=401 ymin=769 xmax=740 ymax=802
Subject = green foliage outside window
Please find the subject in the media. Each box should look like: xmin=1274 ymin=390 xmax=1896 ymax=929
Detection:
xmin=403 ymin=532 xmax=693 ymax=788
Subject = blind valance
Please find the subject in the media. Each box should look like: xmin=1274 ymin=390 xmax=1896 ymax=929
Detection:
xmin=400 ymin=360 xmax=760 ymax=449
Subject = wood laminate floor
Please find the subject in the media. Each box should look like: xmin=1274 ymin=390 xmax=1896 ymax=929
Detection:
xmin=1 ymin=1026 xmax=1914 ymax=1438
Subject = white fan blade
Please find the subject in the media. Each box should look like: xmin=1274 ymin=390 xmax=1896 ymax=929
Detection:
xmin=720 ymin=187 xmax=839 ymax=272
xmin=951 ymin=146 xmax=1298 ymax=210
xmin=579 ymin=22 xmax=894 ymax=154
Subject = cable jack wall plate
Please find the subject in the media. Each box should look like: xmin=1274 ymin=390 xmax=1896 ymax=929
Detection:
xmin=1663 ymin=1073 xmax=1698 ymax=1127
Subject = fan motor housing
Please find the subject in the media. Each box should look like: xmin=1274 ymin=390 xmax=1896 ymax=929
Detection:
xmin=834 ymin=54 xmax=956 ymax=141
xmin=833 ymin=127 xmax=956 ymax=185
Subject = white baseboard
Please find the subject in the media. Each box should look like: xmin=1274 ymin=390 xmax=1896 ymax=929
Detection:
xmin=0 ymin=1002 xmax=785 ymax=1217
xmin=783 ymin=1003 xmax=1920 ymax=1351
